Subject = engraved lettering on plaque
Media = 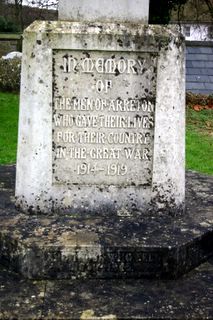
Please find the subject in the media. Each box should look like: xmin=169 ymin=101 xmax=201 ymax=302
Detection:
xmin=52 ymin=50 xmax=157 ymax=186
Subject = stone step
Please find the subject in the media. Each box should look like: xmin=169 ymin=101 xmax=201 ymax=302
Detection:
xmin=0 ymin=166 xmax=213 ymax=280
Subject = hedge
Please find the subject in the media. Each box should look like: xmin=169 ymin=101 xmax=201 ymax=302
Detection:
xmin=0 ymin=58 xmax=21 ymax=92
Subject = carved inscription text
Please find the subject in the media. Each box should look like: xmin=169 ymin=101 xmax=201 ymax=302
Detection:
xmin=52 ymin=50 xmax=157 ymax=186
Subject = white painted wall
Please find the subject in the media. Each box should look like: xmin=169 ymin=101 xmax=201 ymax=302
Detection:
xmin=181 ymin=24 xmax=213 ymax=41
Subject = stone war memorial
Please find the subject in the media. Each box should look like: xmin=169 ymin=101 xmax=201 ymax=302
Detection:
xmin=16 ymin=2 xmax=185 ymax=216
xmin=0 ymin=0 xmax=213 ymax=302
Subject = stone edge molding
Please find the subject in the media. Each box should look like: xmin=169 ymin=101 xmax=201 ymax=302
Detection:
xmin=15 ymin=21 xmax=185 ymax=215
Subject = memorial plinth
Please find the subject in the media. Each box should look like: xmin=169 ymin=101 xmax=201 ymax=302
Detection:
xmin=16 ymin=22 xmax=185 ymax=216
xmin=1 ymin=14 xmax=212 ymax=282
xmin=1 ymin=166 xmax=213 ymax=280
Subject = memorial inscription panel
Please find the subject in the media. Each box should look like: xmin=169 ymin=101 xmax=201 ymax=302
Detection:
xmin=52 ymin=50 xmax=157 ymax=186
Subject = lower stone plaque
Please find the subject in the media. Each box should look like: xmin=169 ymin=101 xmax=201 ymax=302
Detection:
xmin=52 ymin=50 xmax=157 ymax=186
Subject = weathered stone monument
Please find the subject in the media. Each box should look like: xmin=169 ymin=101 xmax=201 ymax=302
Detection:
xmin=0 ymin=0 xmax=211 ymax=281
xmin=16 ymin=0 xmax=185 ymax=217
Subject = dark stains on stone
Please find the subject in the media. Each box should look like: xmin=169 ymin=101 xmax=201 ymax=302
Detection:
xmin=88 ymin=24 xmax=103 ymax=30
xmin=83 ymin=51 xmax=90 ymax=58
xmin=0 ymin=166 xmax=213 ymax=280
xmin=28 ymin=205 xmax=34 ymax=214
xmin=151 ymin=183 xmax=185 ymax=217
xmin=0 ymin=257 xmax=213 ymax=318
xmin=45 ymin=29 xmax=53 ymax=33
xmin=36 ymin=40 xmax=42 ymax=45
xmin=114 ymin=68 xmax=120 ymax=76
xmin=117 ymin=39 xmax=123 ymax=47
xmin=63 ymin=53 xmax=68 ymax=59
xmin=52 ymin=141 xmax=56 ymax=151
xmin=133 ymin=66 xmax=138 ymax=74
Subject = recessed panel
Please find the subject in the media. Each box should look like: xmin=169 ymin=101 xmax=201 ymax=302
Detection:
xmin=52 ymin=50 xmax=157 ymax=186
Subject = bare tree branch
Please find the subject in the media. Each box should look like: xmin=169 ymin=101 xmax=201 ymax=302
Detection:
xmin=14 ymin=0 xmax=23 ymax=31
xmin=204 ymin=0 xmax=213 ymax=20
xmin=27 ymin=0 xmax=58 ymax=10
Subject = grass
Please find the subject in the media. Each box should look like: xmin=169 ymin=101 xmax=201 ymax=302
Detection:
xmin=0 ymin=91 xmax=212 ymax=175
xmin=186 ymin=108 xmax=213 ymax=175
xmin=0 ymin=92 xmax=19 ymax=164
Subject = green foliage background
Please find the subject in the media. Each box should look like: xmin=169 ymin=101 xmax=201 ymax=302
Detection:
xmin=0 ymin=92 xmax=19 ymax=164
xmin=149 ymin=0 xmax=187 ymax=23
xmin=0 ymin=16 xmax=20 ymax=33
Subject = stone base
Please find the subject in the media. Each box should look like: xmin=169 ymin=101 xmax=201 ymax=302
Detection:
xmin=0 ymin=258 xmax=213 ymax=320
xmin=0 ymin=166 xmax=212 ymax=280
xmin=0 ymin=257 xmax=213 ymax=319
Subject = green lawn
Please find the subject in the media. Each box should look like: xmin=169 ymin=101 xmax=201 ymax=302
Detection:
xmin=0 ymin=92 xmax=19 ymax=164
xmin=186 ymin=108 xmax=213 ymax=175
xmin=0 ymin=91 xmax=212 ymax=175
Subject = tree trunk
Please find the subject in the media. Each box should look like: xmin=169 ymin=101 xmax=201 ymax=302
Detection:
xmin=204 ymin=0 xmax=213 ymax=21
xmin=14 ymin=0 xmax=23 ymax=31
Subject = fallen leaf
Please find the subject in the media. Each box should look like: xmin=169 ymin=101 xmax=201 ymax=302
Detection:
xmin=193 ymin=105 xmax=202 ymax=111
xmin=207 ymin=105 xmax=213 ymax=109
